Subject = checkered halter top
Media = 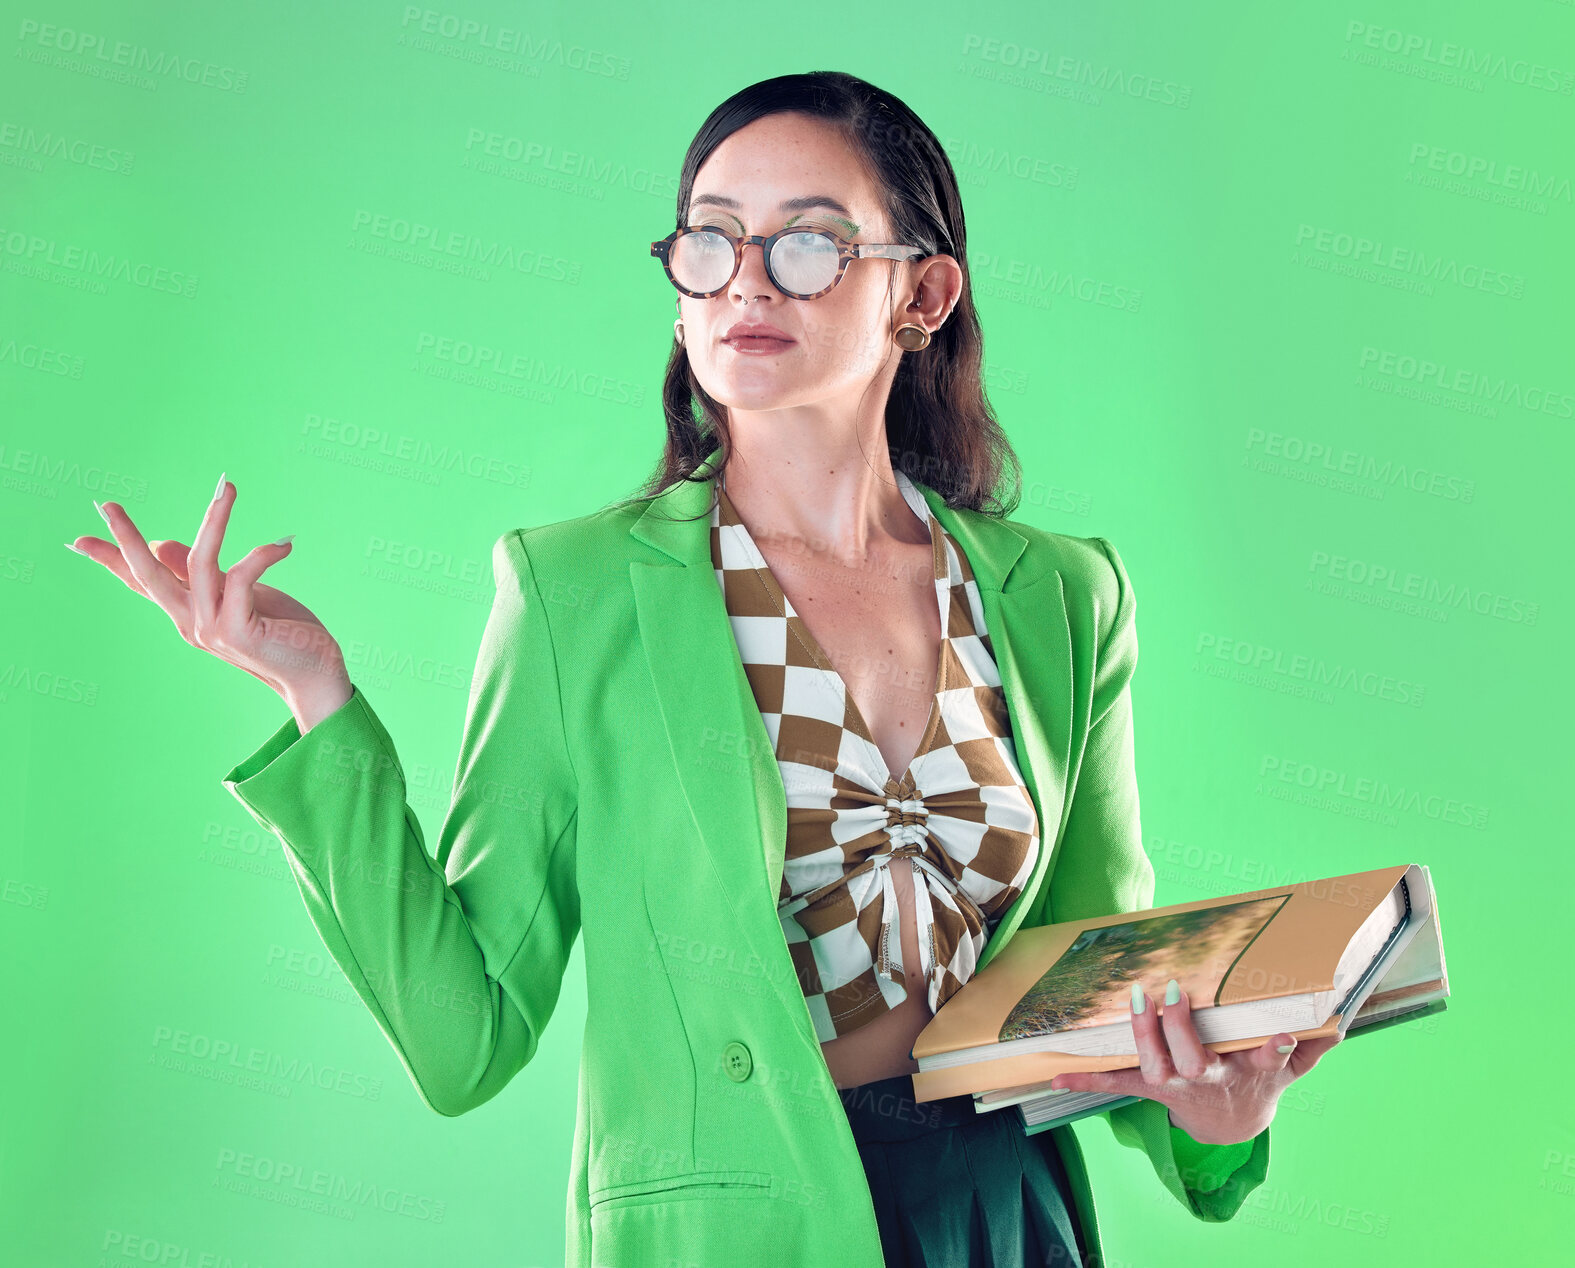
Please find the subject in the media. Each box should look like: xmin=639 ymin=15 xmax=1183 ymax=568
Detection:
xmin=709 ymin=469 xmax=1042 ymax=1042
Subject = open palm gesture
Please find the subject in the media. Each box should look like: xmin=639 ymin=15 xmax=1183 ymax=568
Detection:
xmin=68 ymin=474 xmax=351 ymax=722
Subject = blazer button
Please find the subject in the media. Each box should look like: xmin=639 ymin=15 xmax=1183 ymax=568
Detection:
xmin=722 ymin=1041 xmax=753 ymax=1082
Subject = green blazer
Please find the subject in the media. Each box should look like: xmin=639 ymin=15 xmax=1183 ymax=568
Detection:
xmin=223 ymin=447 xmax=1270 ymax=1267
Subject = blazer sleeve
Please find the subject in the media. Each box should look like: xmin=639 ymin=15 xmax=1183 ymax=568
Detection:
xmin=1068 ymin=537 xmax=1271 ymax=1221
xmin=219 ymin=528 xmax=581 ymax=1118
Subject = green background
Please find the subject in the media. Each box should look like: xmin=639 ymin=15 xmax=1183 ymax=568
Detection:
xmin=5 ymin=1 xmax=1569 ymax=1264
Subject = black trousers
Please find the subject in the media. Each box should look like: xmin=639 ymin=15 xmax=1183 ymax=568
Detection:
xmin=837 ymin=1074 xmax=1086 ymax=1268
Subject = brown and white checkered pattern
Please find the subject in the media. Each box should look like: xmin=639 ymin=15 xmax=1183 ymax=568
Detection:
xmin=710 ymin=469 xmax=1042 ymax=1042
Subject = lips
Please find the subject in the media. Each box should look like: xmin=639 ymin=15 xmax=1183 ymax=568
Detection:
xmin=722 ymin=335 xmax=795 ymax=355
xmin=723 ymin=321 xmax=794 ymax=343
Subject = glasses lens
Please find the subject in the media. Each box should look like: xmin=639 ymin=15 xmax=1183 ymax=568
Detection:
xmin=668 ymin=228 xmax=842 ymax=296
xmin=670 ymin=230 xmax=736 ymax=294
xmin=769 ymin=231 xmax=839 ymax=295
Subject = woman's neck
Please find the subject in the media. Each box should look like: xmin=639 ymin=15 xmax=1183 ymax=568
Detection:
xmin=719 ymin=433 xmax=927 ymax=568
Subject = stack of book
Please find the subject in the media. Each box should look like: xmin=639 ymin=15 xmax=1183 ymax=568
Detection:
xmin=909 ymin=864 xmax=1448 ymax=1134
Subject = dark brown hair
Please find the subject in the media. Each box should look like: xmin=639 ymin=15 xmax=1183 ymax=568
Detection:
xmin=617 ymin=70 xmax=1022 ymax=520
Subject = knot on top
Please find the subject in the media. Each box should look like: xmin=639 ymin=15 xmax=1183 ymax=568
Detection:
xmin=882 ymin=773 xmax=929 ymax=850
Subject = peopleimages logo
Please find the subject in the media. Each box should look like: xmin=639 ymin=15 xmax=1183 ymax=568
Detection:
xmin=1307 ymin=551 xmax=1539 ymax=625
xmin=1357 ymin=346 xmax=1574 ymax=418
xmin=14 ymin=18 xmax=251 ymax=92
xmin=1342 ymin=20 xmax=1574 ymax=95
xmin=1259 ymin=757 xmax=1489 ymax=830
xmin=396 ymin=7 xmax=631 ymax=79
xmin=1405 ymin=142 xmax=1572 ymax=203
xmin=150 ymin=1026 xmax=385 ymax=1100
xmin=1293 ymin=223 xmax=1525 ymax=298
xmin=0 ymin=223 xmax=199 ymax=296
xmin=1244 ymin=428 xmax=1476 ymax=503
xmin=1194 ymin=633 xmax=1426 ymax=707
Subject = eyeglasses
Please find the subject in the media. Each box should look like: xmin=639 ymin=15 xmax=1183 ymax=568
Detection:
xmin=649 ymin=225 xmax=928 ymax=300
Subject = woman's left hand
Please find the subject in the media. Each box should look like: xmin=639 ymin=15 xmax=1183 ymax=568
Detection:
xmin=1047 ymin=980 xmax=1344 ymax=1146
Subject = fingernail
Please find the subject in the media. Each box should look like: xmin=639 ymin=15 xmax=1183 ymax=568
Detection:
xmin=64 ymin=541 xmax=87 ymax=555
xmin=1164 ymin=979 xmax=1181 ymax=1006
xmin=272 ymin=534 xmax=295 ymax=547
xmin=94 ymin=500 xmax=111 ymax=525
xmin=215 ymin=471 xmax=228 ymax=500
xmin=1130 ymin=982 xmax=1146 ymax=1014
xmin=1277 ymin=1040 xmax=1297 ymax=1054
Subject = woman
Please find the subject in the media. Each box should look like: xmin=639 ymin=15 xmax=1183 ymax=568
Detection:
xmin=69 ymin=72 xmax=1339 ymax=1268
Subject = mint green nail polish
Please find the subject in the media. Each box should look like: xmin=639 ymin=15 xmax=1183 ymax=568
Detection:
xmin=1130 ymin=982 xmax=1145 ymax=1014
xmin=1277 ymin=1042 xmax=1296 ymax=1053
xmin=1164 ymin=979 xmax=1181 ymax=1006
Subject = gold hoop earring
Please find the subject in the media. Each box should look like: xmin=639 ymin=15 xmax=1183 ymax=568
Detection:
xmin=893 ymin=323 xmax=930 ymax=351
xmin=674 ymin=319 xmax=685 ymax=346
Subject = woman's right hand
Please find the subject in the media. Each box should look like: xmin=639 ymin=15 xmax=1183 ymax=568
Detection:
xmin=69 ymin=474 xmax=354 ymax=732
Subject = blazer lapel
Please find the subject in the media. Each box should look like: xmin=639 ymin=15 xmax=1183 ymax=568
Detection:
xmin=627 ymin=449 xmax=807 ymax=1034
xmin=628 ymin=454 xmax=1076 ymax=1027
xmin=916 ymin=483 xmax=1075 ymax=973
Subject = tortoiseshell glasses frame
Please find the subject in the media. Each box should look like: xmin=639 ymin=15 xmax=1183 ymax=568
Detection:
xmin=649 ymin=224 xmax=929 ymax=300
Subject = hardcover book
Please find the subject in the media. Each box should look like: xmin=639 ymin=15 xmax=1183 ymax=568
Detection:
xmin=908 ymin=864 xmax=1448 ymax=1135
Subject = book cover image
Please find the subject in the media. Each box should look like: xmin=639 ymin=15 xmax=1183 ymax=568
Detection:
xmin=999 ymin=895 xmax=1291 ymax=1042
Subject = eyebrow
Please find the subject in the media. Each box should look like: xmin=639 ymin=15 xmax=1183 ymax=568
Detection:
xmin=690 ymin=193 xmax=856 ymax=219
